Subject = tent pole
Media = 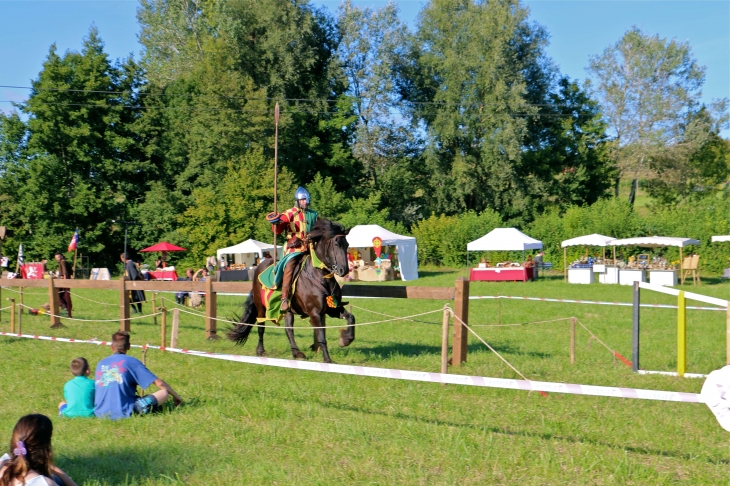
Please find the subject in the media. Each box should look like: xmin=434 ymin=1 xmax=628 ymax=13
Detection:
xmin=680 ymin=247 xmax=684 ymax=285
xmin=563 ymin=247 xmax=567 ymax=282
xmin=613 ymin=246 xmax=617 ymax=285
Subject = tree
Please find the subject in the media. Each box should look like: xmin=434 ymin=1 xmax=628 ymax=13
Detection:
xmin=399 ymin=0 xmax=609 ymax=224
xmin=14 ymin=28 xmax=154 ymax=266
xmin=588 ymin=26 xmax=727 ymax=205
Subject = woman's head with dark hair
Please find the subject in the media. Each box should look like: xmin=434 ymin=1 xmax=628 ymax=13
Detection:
xmin=0 ymin=414 xmax=54 ymax=486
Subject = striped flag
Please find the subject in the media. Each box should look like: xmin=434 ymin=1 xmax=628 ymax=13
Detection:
xmin=68 ymin=229 xmax=79 ymax=252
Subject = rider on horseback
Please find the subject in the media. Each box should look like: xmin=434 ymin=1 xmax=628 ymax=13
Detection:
xmin=266 ymin=186 xmax=318 ymax=311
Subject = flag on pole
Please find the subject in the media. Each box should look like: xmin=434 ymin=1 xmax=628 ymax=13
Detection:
xmin=17 ymin=243 xmax=24 ymax=266
xmin=68 ymin=229 xmax=79 ymax=252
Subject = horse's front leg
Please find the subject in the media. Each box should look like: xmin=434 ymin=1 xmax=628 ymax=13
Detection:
xmin=338 ymin=308 xmax=356 ymax=347
xmin=256 ymin=323 xmax=266 ymax=356
xmin=285 ymin=311 xmax=306 ymax=359
xmin=311 ymin=313 xmax=331 ymax=363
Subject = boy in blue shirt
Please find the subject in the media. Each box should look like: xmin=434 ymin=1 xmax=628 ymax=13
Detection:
xmin=94 ymin=331 xmax=183 ymax=420
xmin=58 ymin=357 xmax=95 ymax=418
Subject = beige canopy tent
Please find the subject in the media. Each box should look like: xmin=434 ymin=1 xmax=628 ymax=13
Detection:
xmin=560 ymin=234 xmax=615 ymax=281
xmin=611 ymin=236 xmax=701 ymax=284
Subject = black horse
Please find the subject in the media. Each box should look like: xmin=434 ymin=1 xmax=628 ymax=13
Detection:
xmin=227 ymin=218 xmax=356 ymax=363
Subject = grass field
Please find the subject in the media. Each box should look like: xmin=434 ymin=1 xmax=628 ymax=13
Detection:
xmin=1 ymin=270 xmax=730 ymax=485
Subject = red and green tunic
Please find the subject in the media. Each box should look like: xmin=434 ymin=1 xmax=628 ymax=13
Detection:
xmin=273 ymin=207 xmax=319 ymax=255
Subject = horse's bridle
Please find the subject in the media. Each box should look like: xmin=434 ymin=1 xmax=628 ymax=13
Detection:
xmin=314 ymin=234 xmax=347 ymax=275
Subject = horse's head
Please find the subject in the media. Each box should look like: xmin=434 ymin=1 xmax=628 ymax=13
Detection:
xmin=309 ymin=218 xmax=349 ymax=278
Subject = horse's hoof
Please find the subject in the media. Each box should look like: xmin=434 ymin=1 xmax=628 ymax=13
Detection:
xmin=293 ymin=350 xmax=307 ymax=360
xmin=256 ymin=349 xmax=267 ymax=357
xmin=324 ymin=358 xmax=333 ymax=364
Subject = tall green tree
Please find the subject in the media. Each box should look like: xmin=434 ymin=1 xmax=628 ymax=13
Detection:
xmin=588 ymin=26 xmax=727 ymax=205
xmin=13 ymin=28 xmax=153 ymax=265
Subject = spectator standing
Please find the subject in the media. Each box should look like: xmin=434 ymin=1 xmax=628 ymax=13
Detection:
xmin=54 ymin=252 xmax=72 ymax=318
xmin=0 ymin=414 xmax=78 ymax=486
xmin=94 ymin=331 xmax=182 ymax=420
xmin=205 ymin=256 xmax=217 ymax=273
xmin=175 ymin=269 xmax=194 ymax=305
xmin=534 ymin=251 xmax=545 ymax=280
xmin=58 ymin=358 xmax=95 ymax=418
xmin=121 ymin=254 xmax=145 ymax=314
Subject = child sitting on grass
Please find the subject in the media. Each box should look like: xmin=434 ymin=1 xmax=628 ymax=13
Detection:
xmin=58 ymin=358 xmax=95 ymax=418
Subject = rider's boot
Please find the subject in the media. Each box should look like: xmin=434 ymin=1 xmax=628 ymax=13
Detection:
xmin=280 ymin=261 xmax=295 ymax=312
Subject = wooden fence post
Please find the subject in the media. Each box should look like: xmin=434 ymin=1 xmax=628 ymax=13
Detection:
xmin=441 ymin=305 xmax=450 ymax=378
xmin=17 ymin=287 xmax=22 ymax=330
xmin=160 ymin=307 xmax=167 ymax=349
xmin=205 ymin=276 xmax=219 ymax=340
xmin=151 ymin=293 xmax=158 ymax=327
xmin=119 ymin=277 xmax=130 ymax=332
xmin=171 ymin=308 xmax=179 ymax=348
xmin=570 ymin=317 xmax=576 ymax=364
xmin=9 ymin=298 xmax=15 ymax=333
xmin=48 ymin=277 xmax=61 ymax=328
xmin=452 ymin=277 xmax=469 ymax=366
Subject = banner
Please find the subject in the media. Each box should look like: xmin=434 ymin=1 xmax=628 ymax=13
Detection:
xmin=21 ymin=263 xmax=44 ymax=279
xmin=372 ymin=237 xmax=383 ymax=258
xmin=68 ymin=229 xmax=79 ymax=252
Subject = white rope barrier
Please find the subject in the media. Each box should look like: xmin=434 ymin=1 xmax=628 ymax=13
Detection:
xmin=470 ymin=295 xmax=726 ymax=311
xmin=0 ymin=331 xmax=703 ymax=404
xmin=18 ymin=304 xmax=161 ymax=323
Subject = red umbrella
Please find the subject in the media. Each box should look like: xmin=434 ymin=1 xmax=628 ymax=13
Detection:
xmin=139 ymin=242 xmax=187 ymax=252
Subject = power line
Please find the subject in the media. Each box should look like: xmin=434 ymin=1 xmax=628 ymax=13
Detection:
xmin=0 ymin=84 xmax=596 ymax=110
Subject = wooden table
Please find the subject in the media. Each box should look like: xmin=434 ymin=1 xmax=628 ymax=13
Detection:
xmin=469 ymin=267 xmax=533 ymax=282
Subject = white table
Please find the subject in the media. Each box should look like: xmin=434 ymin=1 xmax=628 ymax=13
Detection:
xmin=598 ymin=266 xmax=620 ymax=284
xmin=619 ymin=269 xmax=645 ymax=286
xmin=648 ymin=269 xmax=678 ymax=287
xmin=568 ymin=268 xmax=595 ymax=284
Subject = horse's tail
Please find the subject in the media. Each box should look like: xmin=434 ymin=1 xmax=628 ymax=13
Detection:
xmin=227 ymin=291 xmax=257 ymax=345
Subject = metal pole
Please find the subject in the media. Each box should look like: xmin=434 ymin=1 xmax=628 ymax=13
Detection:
xmin=678 ymin=290 xmax=686 ymax=377
xmin=632 ymin=281 xmax=640 ymax=373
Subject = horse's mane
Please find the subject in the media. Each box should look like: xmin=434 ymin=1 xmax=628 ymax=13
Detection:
xmin=309 ymin=218 xmax=346 ymax=243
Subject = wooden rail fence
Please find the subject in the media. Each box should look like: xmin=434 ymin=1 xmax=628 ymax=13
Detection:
xmin=1 ymin=276 xmax=471 ymax=365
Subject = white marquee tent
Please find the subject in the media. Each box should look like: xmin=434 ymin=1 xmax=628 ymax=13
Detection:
xmin=561 ymin=234 xmax=615 ymax=248
xmin=467 ymin=228 xmax=543 ymax=252
xmin=346 ymin=225 xmax=418 ymax=281
xmin=712 ymin=235 xmax=730 ymax=243
xmin=216 ymin=239 xmax=282 ymax=267
xmin=610 ymin=236 xmax=700 ymax=248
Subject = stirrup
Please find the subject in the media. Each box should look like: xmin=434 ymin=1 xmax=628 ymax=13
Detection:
xmin=281 ymin=298 xmax=290 ymax=311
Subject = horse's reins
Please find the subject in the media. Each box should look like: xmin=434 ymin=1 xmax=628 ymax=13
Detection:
xmin=312 ymin=234 xmax=347 ymax=278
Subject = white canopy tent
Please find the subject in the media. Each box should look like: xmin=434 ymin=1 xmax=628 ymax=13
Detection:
xmin=560 ymin=234 xmax=616 ymax=281
xmin=466 ymin=228 xmax=543 ymax=267
xmin=712 ymin=235 xmax=730 ymax=243
xmin=216 ymin=239 xmax=282 ymax=267
xmin=346 ymin=225 xmax=418 ymax=281
xmin=467 ymin=228 xmax=543 ymax=251
xmin=610 ymin=237 xmax=700 ymax=248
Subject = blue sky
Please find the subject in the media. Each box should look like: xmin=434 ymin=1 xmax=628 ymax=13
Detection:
xmin=1 ymin=0 xmax=728 ymax=136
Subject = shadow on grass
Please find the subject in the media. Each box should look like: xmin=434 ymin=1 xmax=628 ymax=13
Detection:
xmin=58 ymin=444 xmax=193 ymax=485
xmin=355 ymin=340 xmax=552 ymax=360
xmin=291 ymin=396 xmax=730 ymax=466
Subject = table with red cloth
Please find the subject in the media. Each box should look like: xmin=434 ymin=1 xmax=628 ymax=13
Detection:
xmin=147 ymin=270 xmax=179 ymax=281
xmin=469 ymin=267 xmax=534 ymax=282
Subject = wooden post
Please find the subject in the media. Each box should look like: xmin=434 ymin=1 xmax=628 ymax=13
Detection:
xmin=726 ymin=305 xmax=730 ymax=365
xmin=632 ymin=281 xmax=640 ymax=373
xmin=151 ymin=293 xmax=158 ymax=327
xmin=205 ymin=276 xmax=219 ymax=340
xmin=570 ymin=317 xmax=576 ymax=364
xmin=9 ymin=298 xmax=15 ymax=333
xmin=452 ymin=277 xmax=469 ymax=366
xmin=119 ymin=277 xmax=130 ymax=332
xmin=441 ymin=305 xmax=450 ymax=378
xmin=48 ymin=277 xmax=61 ymax=328
xmin=171 ymin=308 xmax=180 ymax=348
xmin=677 ymin=290 xmax=686 ymax=377
xmin=160 ymin=307 xmax=167 ymax=349
xmin=17 ymin=287 xmax=22 ymax=330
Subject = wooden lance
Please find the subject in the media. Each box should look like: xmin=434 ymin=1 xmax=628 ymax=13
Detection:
xmin=273 ymin=102 xmax=280 ymax=265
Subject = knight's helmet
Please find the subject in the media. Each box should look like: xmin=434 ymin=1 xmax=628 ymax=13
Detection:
xmin=294 ymin=186 xmax=310 ymax=206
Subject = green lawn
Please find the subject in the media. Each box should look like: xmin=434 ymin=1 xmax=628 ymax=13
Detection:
xmin=1 ymin=273 xmax=729 ymax=484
